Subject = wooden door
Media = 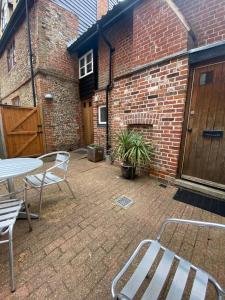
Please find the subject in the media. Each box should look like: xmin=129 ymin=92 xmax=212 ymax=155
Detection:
xmin=82 ymin=100 xmax=94 ymax=145
xmin=1 ymin=105 xmax=44 ymax=158
xmin=182 ymin=62 xmax=225 ymax=188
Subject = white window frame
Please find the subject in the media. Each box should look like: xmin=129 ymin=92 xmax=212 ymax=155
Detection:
xmin=98 ymin=105 xmax=107 ymax=125
xmin=7 ymin=39 xmax=15 ymax=71
xmin=1 ymin=2 xmax=7 ymax=32
xmin=79 ymin=50 xmax=93 ymax=79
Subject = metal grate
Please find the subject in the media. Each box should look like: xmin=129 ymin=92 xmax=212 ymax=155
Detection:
xmin=114 ymin=196 xmax=134 ymax=209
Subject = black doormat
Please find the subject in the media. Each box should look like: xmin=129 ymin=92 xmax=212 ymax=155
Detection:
xmin=173 ymin=188 xmax=225 ymax=217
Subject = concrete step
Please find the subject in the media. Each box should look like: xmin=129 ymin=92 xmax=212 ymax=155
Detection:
xmin=174 ymin=179 xmax=225 ymax=200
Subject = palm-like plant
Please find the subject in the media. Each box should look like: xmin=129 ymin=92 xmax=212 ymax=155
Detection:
xmin=114 ymin=130 xmax=154 ymax=178
xmin=126 ymin=132 xmax=154 ymax=167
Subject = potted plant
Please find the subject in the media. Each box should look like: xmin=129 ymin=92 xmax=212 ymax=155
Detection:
xmin=114 ymin=130 xmax=154 ymax=179
xmin=87 ymin=144 xmax=104 ymax=162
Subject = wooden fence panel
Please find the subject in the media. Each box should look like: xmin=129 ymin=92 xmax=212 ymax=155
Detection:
xmin=0 ymin=105 xmax=45 ymax=158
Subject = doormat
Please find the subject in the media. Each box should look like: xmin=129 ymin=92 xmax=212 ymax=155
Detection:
xmin=114 ymin=196 xmax=135 ymax=209
xmin=174 ymin=189 xmax=225 ymax=217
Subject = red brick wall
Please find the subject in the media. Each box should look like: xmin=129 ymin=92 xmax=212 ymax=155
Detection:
xmin=132 ymin=0 xmax=188 ymax=67
xmin=120 ymin=59 xmax=188 ymax=179
xmin=0 ymin=2 xmax=37 ymax=106
xmin=93 ymin=92 xmax=106 ymax=147
xmin=35 ymin=0 xmax=80 ymax=151
xmin=36 ymin=0 xmax=78 ymax=79
xmin=94 ymin=0 xmax=190 ymax=180
xmin=176 ymin=0 xmax=225 ymax=46
xmin=98 ymin=37 xmax=110 ymax=89
xmin=36 ymin=74 xmax=80 ymax=151
xmin=94 ymin=57 xmax=189 ymax=180
xmin=98 ymin=14 xmax=133 ymax=89
xmin=0 ymin=0 xmax=81 ymax=151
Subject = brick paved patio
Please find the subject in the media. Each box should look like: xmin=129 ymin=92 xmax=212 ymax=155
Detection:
xmin=0 ymin=153 xmax=225 ymax=299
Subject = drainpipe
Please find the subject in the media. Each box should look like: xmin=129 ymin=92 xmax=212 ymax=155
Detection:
xmin=100 ymin=31 xmax=115 ymax=153
xmin=25 ymin=0 xmax=36 ymax=107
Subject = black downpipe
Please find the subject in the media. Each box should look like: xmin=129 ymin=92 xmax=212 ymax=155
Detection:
xmin=101 ymin=32 xmax=115 ymax=153
xmin=25 ymin=0 xmax=36 ymax=107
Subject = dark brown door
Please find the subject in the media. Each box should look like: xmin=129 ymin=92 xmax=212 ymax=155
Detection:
xmin=82 ymin=100 xmax=94 ymax=146
xmin=182 ymin=62 xmax=225 ymax=188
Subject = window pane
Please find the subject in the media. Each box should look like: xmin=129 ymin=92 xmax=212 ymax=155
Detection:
xmin=80 ymin=58 xmax=85 ymax=67
xmin=100 ymin=106 xmax=107 ymax=123
xmin=80 ymin=67 xmax=85 ymax=77
xmin=86 ymin=52 xmax=92 ymax=63
xmin=87 ymin=62 xmax=92 ymax=73
xmin=200 ymin=71 xmax=213 ymax=85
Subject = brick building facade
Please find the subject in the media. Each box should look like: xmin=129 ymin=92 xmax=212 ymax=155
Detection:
xmin=68 ymin=0 xmax=225 ymax=184
xmin=0 ymin=0 xmax=115 ymax=152
xmin=1 ymin=0 xmax=225 ymax=185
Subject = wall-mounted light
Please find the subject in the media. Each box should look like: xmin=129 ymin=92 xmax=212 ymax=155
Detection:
xmin=44 ymin=93 xmax=53 ymax=101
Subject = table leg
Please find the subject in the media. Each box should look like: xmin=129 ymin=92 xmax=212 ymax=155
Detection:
xmin=7 ymin=178 xmax=16 ymax=197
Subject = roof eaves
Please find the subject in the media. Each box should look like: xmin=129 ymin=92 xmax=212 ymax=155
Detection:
xmin=0 ymin=0 xmax=34 ymax=57
xmin=67 ymin=0 xmax=141 ymax=54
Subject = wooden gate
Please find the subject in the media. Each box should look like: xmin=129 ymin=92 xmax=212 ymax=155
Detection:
xmin=182 ymin=61 xmax=225 ymax=189
xmin=0 ymin=105 xmax=45 ymax=158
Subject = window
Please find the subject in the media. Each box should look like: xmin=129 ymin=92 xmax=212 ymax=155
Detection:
xmin=98 ymin=105 xmax=107 ymax=125
xmin=200 ymin=71 xmax=213 ymax=86
xmin=79 ymin=50 xmax=93 ymax=79
xmin=7 ymin=40 xmax=15 ymax=71
xmin=1 ymin=3 xmax=7 ymax=32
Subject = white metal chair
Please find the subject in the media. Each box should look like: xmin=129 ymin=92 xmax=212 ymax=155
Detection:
xmin=24 ymin=151 xmax=75 ymax=218
xmin=112 ymin=218 xmax=225 ymax=300
xmin=0 ymin=159 xmax=8 ymax=191
xmin=0 ymin=190 xmax=32 ymax=292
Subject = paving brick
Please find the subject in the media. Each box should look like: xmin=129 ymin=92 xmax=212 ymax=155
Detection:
xmin=44 ymin=237 xmax=65 ymax=255
xmin=1 ymin=155 xmax=225 ymax=298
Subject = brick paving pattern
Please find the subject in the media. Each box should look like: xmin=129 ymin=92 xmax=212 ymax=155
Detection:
xmin=0 ymin=153 xmax=225 ymax=299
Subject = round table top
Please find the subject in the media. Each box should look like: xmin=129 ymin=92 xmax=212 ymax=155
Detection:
xmin=0 ymin=158 xmax=43 ymax=180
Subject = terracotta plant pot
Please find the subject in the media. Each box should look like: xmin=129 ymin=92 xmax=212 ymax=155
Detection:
xmin=87 ymin=145 xmax=104 ymax=162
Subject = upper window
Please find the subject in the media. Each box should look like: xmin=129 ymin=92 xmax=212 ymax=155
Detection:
xmin=79 ymin=50 xmax=93 ymax=79
xmin=7 ymin=40 xmax=15 ymax=71
xmin=1 ymin=3 xmax=7 ymax=32
xmin=200 ymin=71 xmax=213 ymax=86
xmin=98 ymin=105 xmax=107 ymax=125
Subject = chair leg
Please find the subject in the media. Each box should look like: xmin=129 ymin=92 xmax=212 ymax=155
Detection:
xmin=56 ymin=183 xmax=62 ymax=192
xmin=65 ymin=180 xmax=75 ymax=199
xmin=8 ymin=225 xmax=15 ymax=292
xmin=23 ymin=185 xmax=32 ymax=232
xmin=38 ymin=187 xmax=44 ymax=220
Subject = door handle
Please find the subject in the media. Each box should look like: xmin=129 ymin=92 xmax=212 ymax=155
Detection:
xmin=187 ymin=128 xmax=192 ymax=132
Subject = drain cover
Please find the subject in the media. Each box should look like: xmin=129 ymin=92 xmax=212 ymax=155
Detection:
xmin=114 ymin=196 xmax=134 ymax=209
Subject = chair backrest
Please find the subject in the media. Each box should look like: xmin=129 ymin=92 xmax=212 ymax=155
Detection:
xmin=54 ymin=151 xmax=70 ymax=172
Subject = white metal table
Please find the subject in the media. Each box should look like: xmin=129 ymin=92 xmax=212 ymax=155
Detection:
xmin=0 ymin=158 xmax=43 ymax=219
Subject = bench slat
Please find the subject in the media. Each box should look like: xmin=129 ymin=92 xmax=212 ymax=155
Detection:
xmin=121 ymin=241 xmax=161 ymax=299
xmin=189 ymin=269 xmax=208 ymax=300
xmin=166 ymin=259 xmax=191 ymax=300
xmin=141 ymin=249 xmax=175 ymax=300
